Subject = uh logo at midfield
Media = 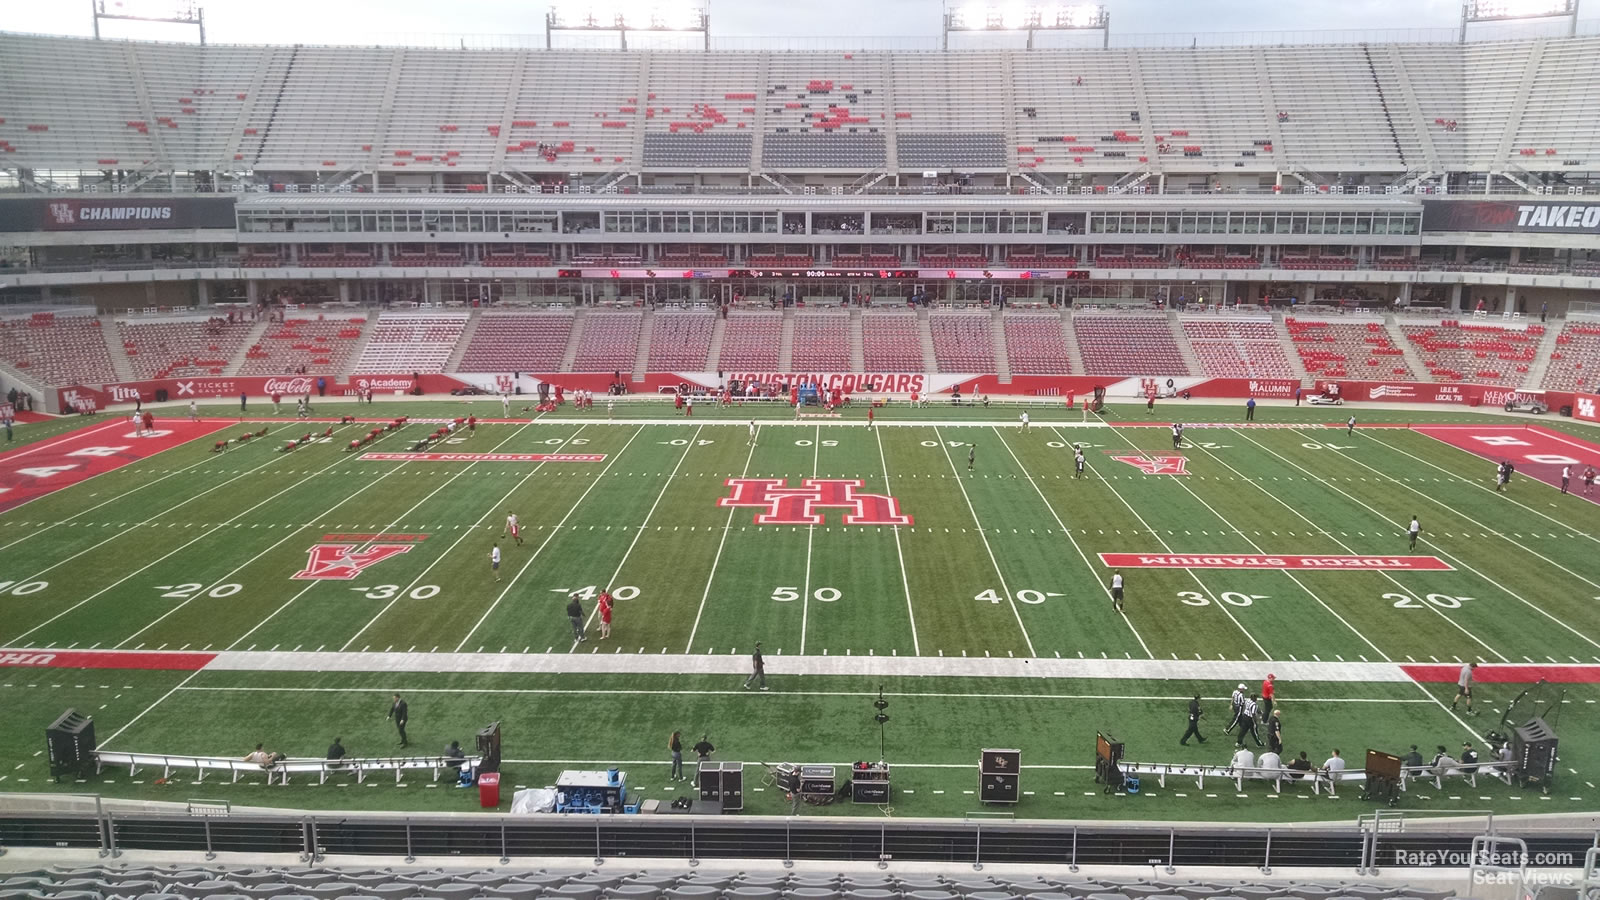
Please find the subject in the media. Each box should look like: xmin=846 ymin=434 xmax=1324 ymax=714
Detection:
xmin=719 ymin=479 xmax=913 ymax=526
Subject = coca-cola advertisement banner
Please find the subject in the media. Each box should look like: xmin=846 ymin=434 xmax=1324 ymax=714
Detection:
xmin=56 ymin=373 xmax=473 ymax=413
xmin=1422 ymin=199 xmax=1600 ymax=235
xmin=0 ymin=197 xmax=237 ymax=232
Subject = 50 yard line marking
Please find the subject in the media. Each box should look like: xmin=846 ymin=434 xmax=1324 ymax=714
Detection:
xmin=934 ymin=426 xmax=1036 ymax=657
xmin=992 ymin=427 xmax=1150 ymax=659
xmin=576 ymin=424 xmax=705 ymax=649
xmin=1055 ymin=424 xmax=1269 ymax=659
xmin=334 ymin=421 xmax=576 ymax=650
xmin=683 ymin=424 xmax=761 ymax=653
xmin=800 ymin=424 xmax=820 ymax=654
xmin=453 ymin=425 xmax=647 ymax=652
xmin=873 ymin=425 xmax=919 ymax=656
xmin=1217 ymin=428 xmax=1505 ymax=661
xmin=1296 ymin=427 xmax=1600 ymax=652
xmin=4 ymin=423 xmax=393 ymax=647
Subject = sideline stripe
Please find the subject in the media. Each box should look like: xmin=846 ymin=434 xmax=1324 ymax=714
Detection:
xmin=174 ymin=685 xmax=1435 ymax=703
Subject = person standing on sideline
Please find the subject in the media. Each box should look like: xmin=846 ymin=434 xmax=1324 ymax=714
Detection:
xmin=1180 ymin=694 xmax=1206 ymax=745
xmin=1294 ymin=387 xmax=1302 ymax=406
xmin=567 ymin=593 xmax=587 ymax=643
xmin=501 ymin=393 xmax=511 ymax=416
xmin=748 ymin=420 xmax=757 ymax=445
xmin=607 ymin=397 xmax=614 ymax=419
xmin=669 ymin=730 xmax=684 ymax=780
xmin=0 ymin=409 xmax=11 ymax=442
xmin=1452 ymin=662 xmax=1478 ymax=715
xmin=1021 ymin=411 xmax=1030 ymax=432
xmin=1408 ymin=515 xmax=1421 ymax=550
xmin=387 ymin=694 xmax=409 ymax=747
xmin=1146 ymin=393 xmax=1155 ymax=416
xmin=1561 ymin=465 xmax=1571 ymax=494
xmin=692 ymin=733 xmax=715 ymax=762
xmin=597 ymin=588 xmax=613 ymax=640
xmin=326 ymin=737 xmax=348 ymax=768
xmin=188 ymin=400 xmax=199 ymax=422
xmin=744 ymin=641 xmax=768 ymax=690
xmin=1235 ymin=694 xmax=1262 ymax=747
xmin=1225 ymin=683 xmax=1247 ymax=735
xmin=1171 ymin=423 xmax=1183 ymax=449
xmin=1261 ymin=673 xmax=1276 ymax=717
xmin=1267 ymin=708 xmax=1284 ymax=754
xmin=1074 ymin=447 xmax=1086 ymax=479
xmin=489 ymin=543 xmax=501 ymax=583
xmin=240 ymin=391 xmax=247 ymax=413
xmin=1246 ymin=397 xmax=1256 ymax=421
xmin=1585 ymin=466 xmax=1597 ymax=496
xmin=967 ymin=443 xmax=976 ymax=473
xmin=1496 ymin=459 xmax=1512 ymax=492
xmin=1347 ymin=415 xmax=1356 ymax=436
xmin=685 ymin=395 xmax=694 ymax=417
xmin=867 ymin=406 xmax=875 ymax=429
xmin=1109 ymin=569 xmax=1125 ymax=613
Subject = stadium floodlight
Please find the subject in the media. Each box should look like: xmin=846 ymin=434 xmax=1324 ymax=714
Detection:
xmin=90 ymin=0 xmax=206 ymax=44
xmin=1460 ymin=0 xmax=1579 ymax=39
xmin=545 ymin=2 xmax=709 ymax=50
xmin=942 ymin=2 xmax=1110 ymax=49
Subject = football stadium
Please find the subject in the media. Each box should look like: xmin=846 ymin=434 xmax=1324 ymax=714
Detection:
xmin=3 ymin=0 xmax=1600 ymax=891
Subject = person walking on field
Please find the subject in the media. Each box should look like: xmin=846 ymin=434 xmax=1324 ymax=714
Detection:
xmin=567 ymin=593 xmax=587 ymax=643
xmin=387 ymin=693 xmax=409 ymax=748
xmin=1452 ymin=662 xmax=1478 ymax=715
xmin=1408 ymin=515 xmax=1421 ymax=550
xmin=1109 ymin=569 xmax=1125 ymax=613
xmin=598 ymin=588 xmax=613 ymax=639
xmin=1180 ymin=694 xmax=1206 ymax=745
xmin=744 ymin=641 xmax=768 ymax=690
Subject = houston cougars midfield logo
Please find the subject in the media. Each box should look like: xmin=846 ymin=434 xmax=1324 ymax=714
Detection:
xmin=1111 ymin=455 xmax=1190 ymax=475
xmin=293 ymin=543 xmax=414 ymax=580
xmin=719 ymin=478 xmax=913 ymax=526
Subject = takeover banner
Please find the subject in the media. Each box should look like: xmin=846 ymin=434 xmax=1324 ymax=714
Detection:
xmin=1421 ymin=199 xmax=1600 ymax=236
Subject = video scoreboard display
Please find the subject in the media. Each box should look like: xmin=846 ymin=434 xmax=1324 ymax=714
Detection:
xmin=728 ymin=268 xmax=918 ymax=279
xmin=557 ymin=267 xmax=1093 ymax=280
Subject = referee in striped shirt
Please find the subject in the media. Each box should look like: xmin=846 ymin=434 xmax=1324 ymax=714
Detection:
xmin=1234 ymin=694 xmax=1263 ymax=747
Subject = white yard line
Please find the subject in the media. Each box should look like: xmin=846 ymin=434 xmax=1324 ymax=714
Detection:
xmin=873 ymin=425 xmax=920 ymax=656
xmin=0 ymin=423 xmax=358 ymax=584
xmin=334 ymin=422 xmax=576 ymax=651
xmin=933 ymin=426 xmax=1037 ymax=657
xmin=1 ymin=419 xmax=124 ymax=460
xmin=990 ymin=427 xmax=1152 ymax=659
xmin=1055 ymin=424 xmax=1270 ymax=658
xmin=178 ymin=685 xmax=1436 ymax=703
xmin=1373 ymin=427 xmax=1598 ymax=542
xmin=118 ymin=428 xmax=450 ymax=649
xmin=4 ymin=426 xmax=407 ymax=646
xmin=453 ymin=426 xmax=647 ymax=652
xmin=1292 ymin=426 xmax=1600 ymax=652
xmin=1190 ymin=432 xmax=1484 ymax=662
xmin=799 ymin=424 xmax=820 ymax=654
xmin=97 ymin=668 xmax=204 ymax=750
xmin=683 ymin=425 xmax=761 ymax=653
xmin=575 ymin=425 xmax=705 ymax=648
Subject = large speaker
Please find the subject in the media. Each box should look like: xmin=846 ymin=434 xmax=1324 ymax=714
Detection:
xmin=851 ymin=762 xmax=891 ymax=804
xmin=719 ymin=762 xmax=743 ymax=812
xmin=980 ymin=748 xmax=1020 ymax=804
xmin=1513 ymin=718 xmax=1558 ymax=790
xmin=697 ymin=760 xmax=723 ymax=801
xmin=476 ymin=721 xmax=501 ymax=773
xmin=46 ymin=709 xmax=96 ymax=781
xmin=799 ymin=765 xmax=836 ymax=796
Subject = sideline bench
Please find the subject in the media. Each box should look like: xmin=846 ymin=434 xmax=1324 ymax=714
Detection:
xmin=1399 ymin=760 xmax=1514 ymax=791
xmin=95 ymin=751 xmax=481 ymax=786
xmin=1120 ymin=760 xmax=1365 ymax=795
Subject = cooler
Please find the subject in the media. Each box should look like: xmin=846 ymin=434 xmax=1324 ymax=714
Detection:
xmin=478 ymin=772 xmax=501 ymax=808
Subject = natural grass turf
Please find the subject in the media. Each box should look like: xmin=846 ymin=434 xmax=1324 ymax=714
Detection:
xmin=1 ymin=400 xmax=1597 ymax=819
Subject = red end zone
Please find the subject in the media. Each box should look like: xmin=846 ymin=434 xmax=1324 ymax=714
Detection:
xmin=360 ymin=452 xmax=606 ymax=462
xmin=0 ymin=418 xmax=226 ymax=515
xmin=1414 ymin=424 xmax=1600 ymax=501
xmin=1100 ymin=553 xmax=1452 ymax=570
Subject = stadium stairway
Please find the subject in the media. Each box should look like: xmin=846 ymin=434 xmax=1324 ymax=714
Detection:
xmin=1170 ymin=312 xmax=1204 ymax=375
xmin=705 ymin=314 xmax=727 ymax=373
xmin=1060 ymin=311 xmax=1085 ymax=375
xmin=1520 ymin=322 xmax=1563 ymax=391
xmin=1386 ymin=316 xmax=1432 ymax=380
xmin=443 ymin=310 xmax=483 ymax=374
xmin=103 ymin=316 xmax=138 ymax=383
xmin=992 ymin=313 xmax=1012 ymax=383
xmin=559 ymin=311 xmax=586 ymax=373
xmin=1272 ymin=314 xmax=1314 ymax=385
xmin=631 ymin=310 xmax=654 ymax=382
xmin=848 ymin=309 xmax=865 ymax=372
xmin=222 ymin=319 xmax=272 ymax=376
xmin=917 ymin=309 xmax=937 ymax=373
xmin=777 ymin=309 xmax=795 ymax=370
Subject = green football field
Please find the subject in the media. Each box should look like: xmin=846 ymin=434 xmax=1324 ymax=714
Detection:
xmin=1 ymin=397 xmax=1598 ymax=822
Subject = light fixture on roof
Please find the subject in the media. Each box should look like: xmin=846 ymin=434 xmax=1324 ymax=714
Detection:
xmin=545 ymin=2 xmax=709 ymax=50
xmin=90 ymin=0 xmax=206 ymax=44
xmin=942 ymin=2 xmax=1110 ymax=49
xmin=1460 ymin=0 xmax=1579 ymax=40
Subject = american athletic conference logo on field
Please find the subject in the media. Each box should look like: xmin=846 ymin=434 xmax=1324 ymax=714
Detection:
xmin=719 ymin=478 xmax=912 ymax=526
xmin=293 ymin=543 xmax=414 ymax=579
